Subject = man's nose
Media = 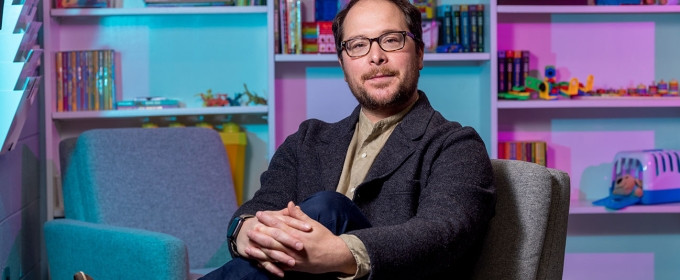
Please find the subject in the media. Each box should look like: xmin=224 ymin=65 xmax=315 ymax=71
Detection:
xmin=368 ymin=41 xmax=387 ymax=65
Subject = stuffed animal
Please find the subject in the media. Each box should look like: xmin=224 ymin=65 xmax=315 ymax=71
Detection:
xmin=593 ymin=173 xmax=644 ymax=210
xmin=612 ymin=174 xmax=643 ymax=197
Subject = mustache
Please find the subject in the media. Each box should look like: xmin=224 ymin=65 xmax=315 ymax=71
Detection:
xmin=362 ymin=68 xmax=399 ymax=81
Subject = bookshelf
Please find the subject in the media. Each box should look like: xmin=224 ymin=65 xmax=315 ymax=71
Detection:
xmin=40 ymin=0 xmax=275 ymax=225
xmin=495 ymin=3 xmax=680 ymax=278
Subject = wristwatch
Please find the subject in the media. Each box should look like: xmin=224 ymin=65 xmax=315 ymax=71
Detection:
xmin=227 ymin=214 xmax=255 ymax=258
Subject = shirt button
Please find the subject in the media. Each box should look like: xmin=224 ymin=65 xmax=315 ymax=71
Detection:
xmin=361 ymin=152 xmax=367 ymax=158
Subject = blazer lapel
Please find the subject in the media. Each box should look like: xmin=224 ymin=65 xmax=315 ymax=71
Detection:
xmin=361 ymin=91 xmax=434 ymax=184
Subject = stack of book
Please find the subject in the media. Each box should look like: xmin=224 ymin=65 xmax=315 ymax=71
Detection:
xmin=301 ymin=22 xmax=335 ymax=54
xmin=55 ymin=50 xmax=116 ymax=112
xmin=434 ymin=4 xmax=485 ymax=53
xmin=498 ymin=141 xmax=547 ymax=167
xmin=498 ymin=50 xmax=531 ymax=99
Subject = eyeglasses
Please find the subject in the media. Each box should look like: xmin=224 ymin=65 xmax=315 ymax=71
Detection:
xmin=341 ymin=31 xmax=416 ymax=58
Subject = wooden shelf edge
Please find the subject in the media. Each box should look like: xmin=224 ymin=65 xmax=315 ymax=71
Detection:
xmin=52 ymin=106 xmax=268 ymax=120
xmin=497 ymin=97 xmax=680 ymax=109
xmin=275 ymin=53 xmax=491 ymax=62
xmin=570 ymin=200 xmax=680 ymax=214
xmin=51 ymin=6 xmax=267 ymax=17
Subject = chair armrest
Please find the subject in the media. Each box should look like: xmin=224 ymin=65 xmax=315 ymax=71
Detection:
xmin=44 ymin=219 xmax=189 ymax=280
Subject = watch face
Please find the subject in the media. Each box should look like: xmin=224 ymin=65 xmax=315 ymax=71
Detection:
xmin=226 ymin=216 xmax=242 ymax=239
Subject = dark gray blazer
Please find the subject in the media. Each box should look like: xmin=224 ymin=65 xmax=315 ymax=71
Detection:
xmin=232 ymin=92 xmax=496 ymax=279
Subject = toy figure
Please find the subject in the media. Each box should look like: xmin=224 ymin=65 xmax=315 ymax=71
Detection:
xmin=227 ymin=93 xmax=244 ymax=106
xmin=658 ymin=80 xmax=669 ymax=95
xmin=196 ymin=89 xmax=230 ymax=107
xmin=612 ymin=174 xmax=643 ymax=197
xmin=242 ymin=84 xmax=268 ymax=106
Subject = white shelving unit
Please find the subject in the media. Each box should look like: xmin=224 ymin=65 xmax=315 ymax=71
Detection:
xmin=41 ymin=3 xmax=275 ymax=224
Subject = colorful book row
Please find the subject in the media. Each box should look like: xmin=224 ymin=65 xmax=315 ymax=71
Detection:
xmin=275 ymin=0 xmax=302 ymax=54
xmin=301 ymin=21 xmax=335 ymax=54
xmin=498 ymin=141 xmax=547 ymax=167
xmin=435 ymin=4 xmax=484 ymax=53
xmin=498 ymin=50 xmax=530 ymax=95
xmin=55 ymin=50 xmax=116 ymax=112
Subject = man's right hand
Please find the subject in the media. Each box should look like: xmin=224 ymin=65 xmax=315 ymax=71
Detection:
xmin=235 ymin=207 xmax=312 ymax=277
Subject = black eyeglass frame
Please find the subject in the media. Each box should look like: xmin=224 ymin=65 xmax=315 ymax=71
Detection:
xmin=340 ymin=31 xmax=417 ymax=58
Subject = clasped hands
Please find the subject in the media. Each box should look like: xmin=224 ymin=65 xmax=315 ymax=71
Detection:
xmin=235 ymin=202 xmax=357 ymax=278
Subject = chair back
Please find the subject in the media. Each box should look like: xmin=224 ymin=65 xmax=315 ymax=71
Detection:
xmin=61 ymin=127 xmax=238 ymax=269
xmin=472 ymin=159 xmax=570 ymax=280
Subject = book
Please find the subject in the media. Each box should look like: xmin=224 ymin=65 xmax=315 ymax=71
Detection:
xmin=460 ymin=5 xmax=469 ymax=52
xmin=476 ymin=4 xmax=484 ymax=52
xmin=521 ymin=50 xmax=530 ymax=87
xmin=15 ymin=21 xmax=41 ymax=62
xmin=437 ymin=5 xmax=452 ymax=45
xmin=498 ymin=50 xmax=506 ymax=94
xmin=469 ymin=5 xmax=477 ymax=52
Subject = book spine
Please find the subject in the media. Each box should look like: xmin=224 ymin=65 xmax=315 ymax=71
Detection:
xmin=469 ymin=5 xmax=477 ymax=52
xmin=110 ymin=50 xmax=116 ymax=110
xmin=55 ymin=52 xmax=64 ymax=112
xmin=522 ymin=50 xmax=530 ymax=87
xmin=513 ymin=50 xmax=521 ymax=89
xmin=80 ymin=51 xmax=88 ymax=110
xmin=92 ymin=50 xmax=99 ymax=111
xmin=460 ymin=5 xmax=469 ymax=52
xmin=103 ymin=50 xmax=109 ymax=110
xmin=535 ymin=142 xmax=546 ymax=167
xmin=505 ymin=50 xmax=513 ymax=92
xmin=274 ymin=0 xmax=280 ymax=54
xmin=498 ymin=50 xmax=506 ymax=94
xmin=453 ymin=6 xmax=461 ymax=45
xmin=441 ymin=5 xmax=452 ymax=45
xmin=70 ymin=51 xmax=77 ymax=112
xmin=509 ymin=142 xmax=516 ymax=160
xmin=98 ymin=51 xmax=104 ymax=111
xmin=75 ymin=51 xmax=82 ymax=111
xmin=64 ymin=52 xmax=71 ymax=112
xmin=86 ymin=51 xmax=94 ymax=111
xmin=477 ymin=4 xmax=484 ymax=52
xmin=498 ymin=142 xmax=505 ymax=159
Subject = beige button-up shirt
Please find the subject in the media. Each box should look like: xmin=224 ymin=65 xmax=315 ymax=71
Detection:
xmin=335 ymin=98 xmax=417 ymax=279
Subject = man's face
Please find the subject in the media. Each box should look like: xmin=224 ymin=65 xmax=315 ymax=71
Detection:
xmin=339 ymin=0 xmax=424 ymax=111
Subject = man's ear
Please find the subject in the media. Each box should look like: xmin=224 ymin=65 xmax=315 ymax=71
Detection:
xmin=339 ymin=58 xmax=347 ymax=82
xmin=418 ymin=48 xmax=424 ymax=70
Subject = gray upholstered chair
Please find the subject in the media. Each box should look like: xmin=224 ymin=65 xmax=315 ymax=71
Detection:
xmin=473 ymin=159 xmax=571 ymax=280
xmin=44 ymin=127 xmax=238 ymax=280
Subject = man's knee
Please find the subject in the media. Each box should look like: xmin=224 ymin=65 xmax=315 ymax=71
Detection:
xmin=299 ymin=191 xmax=354 ymax=217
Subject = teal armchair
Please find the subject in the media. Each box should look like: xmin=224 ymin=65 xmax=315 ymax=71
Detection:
xmin=44 ymin=127 xmax=239 ymax=280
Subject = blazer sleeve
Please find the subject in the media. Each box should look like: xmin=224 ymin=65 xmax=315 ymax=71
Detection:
xmin=350 ymin=126 xmax=496 ymax=280
xmin=231 ymin=125 xmax=302 ymax=219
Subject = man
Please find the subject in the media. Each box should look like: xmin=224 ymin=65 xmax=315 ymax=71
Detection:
xmin=202 ymin=0 xmax=495 ymax=279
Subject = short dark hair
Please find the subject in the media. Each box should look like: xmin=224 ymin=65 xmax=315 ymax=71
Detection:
xmin=332 ymin=0 xmax=425 ymax=60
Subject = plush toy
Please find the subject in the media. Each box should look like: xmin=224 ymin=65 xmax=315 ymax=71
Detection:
xmin=593 ymin=174 xmax=644 ymax=210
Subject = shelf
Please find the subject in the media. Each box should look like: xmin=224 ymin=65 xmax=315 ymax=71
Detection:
xmin=497 ymin=5 xmax=680 ymax=14
xmin=274 ymin=53 xmax=491 ymax=62
xmin=50 ymin=6 xmax=268 ymax=17
xmin=52 ymin=106 xmax=268 ymax=120
xmin=497 ymin=97 xmax=680 ymax=109
xmin=570 ymin=200 xmax=680 ymax=214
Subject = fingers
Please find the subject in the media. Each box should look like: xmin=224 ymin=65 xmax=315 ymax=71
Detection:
xmin=247 ymin=225 xmax=303 ymax=251
xmin=245 ymin=246 xmax=295 ymax=267
xmin=288 ymin=203 xmax=310 ymax=222
xmin=259 ymin=261 xmax=285 ymax=278
xmin=260 ymin=207 xmax=312 ymax=232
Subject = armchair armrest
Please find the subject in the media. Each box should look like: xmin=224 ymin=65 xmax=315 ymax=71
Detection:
xmin=44 ymin=219 xmax=189 ymax=280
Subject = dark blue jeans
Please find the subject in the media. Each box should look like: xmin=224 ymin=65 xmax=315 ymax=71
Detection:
xmin=200 ymin=191 xmax=372 ymax=280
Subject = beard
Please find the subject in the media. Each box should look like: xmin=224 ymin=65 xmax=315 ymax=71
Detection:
xmin=344 ymin=58 xmax=420 ymax=111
